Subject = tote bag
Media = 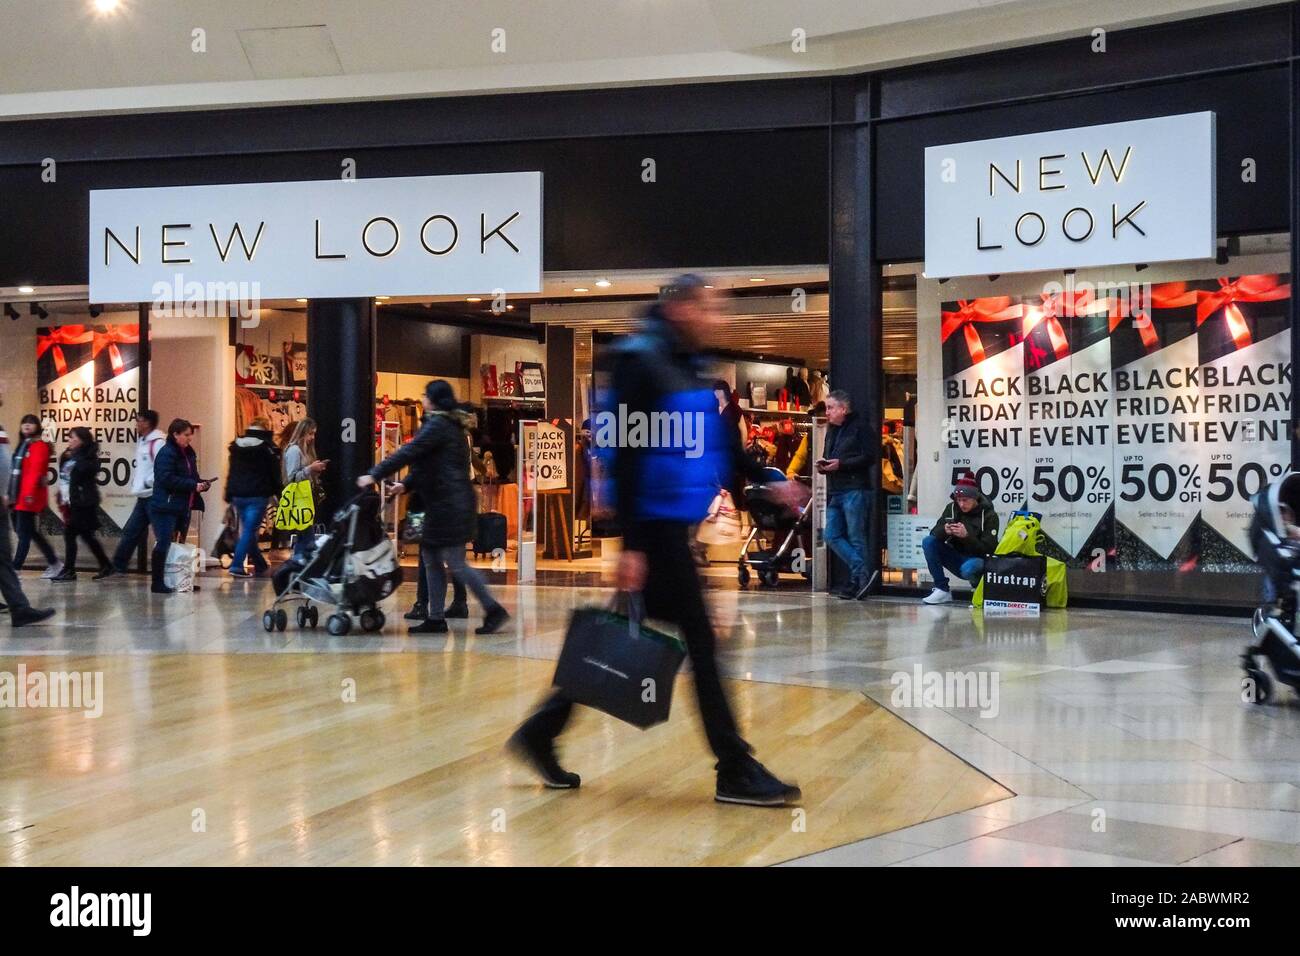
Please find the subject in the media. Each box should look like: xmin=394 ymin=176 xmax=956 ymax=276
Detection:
xmin=274 ymin=479 xmax=316 ymax=532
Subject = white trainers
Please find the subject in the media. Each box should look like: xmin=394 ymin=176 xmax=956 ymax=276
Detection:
xmin=41 ymin=563 xmax=63 ymax=580
xmin=922 ymin=587 xmax=953 ymax=605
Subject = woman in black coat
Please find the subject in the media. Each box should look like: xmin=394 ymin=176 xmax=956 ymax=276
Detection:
xmin=51 ymin=427 xmax=113 ymax=581
xmin=359 ymin=380 xmax=508 ymax=636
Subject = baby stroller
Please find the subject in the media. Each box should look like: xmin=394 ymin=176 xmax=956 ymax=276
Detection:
xmin=737 ymin=468 xmax=812 ymax=588
xmin=1242 ymin=469 xmax=1300 ymax=703
xmin=263 ymin=491 xmax=404 ymax=636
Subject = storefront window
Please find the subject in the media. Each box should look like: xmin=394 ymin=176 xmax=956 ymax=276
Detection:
xmin=882 ymin=233 xmax=1292 ymax=606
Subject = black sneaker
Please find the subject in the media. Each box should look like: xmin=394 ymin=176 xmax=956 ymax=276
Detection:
xmin=93 ymin=566 xmax=115 ymax=581
xmin=854 ymin=569 xmax=880 ymax=600
xmin=476 ymin=606 xmax=510 ymax=635
xmin=506 ymin=729 xmax=580 ymax=789
xmin=408 ymin=618 xmax=448 ymax=635
xmin=445 ymin=601 xmax=469 ymax=619
xmin=835 ymin=584 xmax=858 ymax=599
xmin=403 ymin=602 xmax=428 ymax=622
xmin=715 ymin=757 xmax=802 ymax=807
xmin=10 ymin=607 xmax=55 ymax=628
xmin=50 ymin=570 xmax=77 ymax=583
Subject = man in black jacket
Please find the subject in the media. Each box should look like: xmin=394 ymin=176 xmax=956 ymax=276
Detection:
xmin=818 ymin=390 xmax=877 ymax=599
xmin=509 ymin=275 xmax=803 ymax=807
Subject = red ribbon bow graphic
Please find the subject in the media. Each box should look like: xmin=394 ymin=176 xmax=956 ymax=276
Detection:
xmin=92 ymin=325 xmax=139 ymax=376
xmin=940 ymin=297 xmax=1023 ymax=365
xmin=35 ymin=325 xmax=94 ymax=378
xmin=1023 ymin=289 xmax=1091 ymax=367
xmin=1195 ymin=275 xmax=1290 ymax=350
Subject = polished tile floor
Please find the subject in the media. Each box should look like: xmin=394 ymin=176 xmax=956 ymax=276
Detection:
xmin=2 ymin=566 xmax=1295 ymax=866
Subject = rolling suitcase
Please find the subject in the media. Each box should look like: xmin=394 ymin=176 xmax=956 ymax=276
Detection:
xmin=473 ymin=511 xmax=507 ymax=556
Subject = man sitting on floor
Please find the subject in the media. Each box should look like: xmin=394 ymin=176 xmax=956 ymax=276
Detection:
xmin=921 ymin=471 xmax=998 ymax=605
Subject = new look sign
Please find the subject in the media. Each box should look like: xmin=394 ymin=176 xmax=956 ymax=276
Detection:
xmin=924 ymin=113 xmax=1215 ymax=278
xmin=89 ymin=171 xmax=542 ymax=302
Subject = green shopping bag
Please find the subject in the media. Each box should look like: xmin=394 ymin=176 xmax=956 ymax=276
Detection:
xmin=274 ymin=479 xmax=316 ymax=531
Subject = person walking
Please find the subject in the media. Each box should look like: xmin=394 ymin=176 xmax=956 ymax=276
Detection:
xmin=0 ymin=410 xmax=55 ymax=627
xmin=8 ymin=414 xmax=60 ymax=577
xmin=509 ymin=275 xmax=803 ymax=806
xmin=818 ymin=389 xmax=877 ymax=600
xmin=51 ymin=427 xmax=114 ymax=581
xmin=148 ymin=419 xmax=210 ymax=595
xmin=110 ymin=410 xmax=165 ymax=573
xmin=281 ymin=418 xmax=327 ymax=562
xmin=223 ymin=417 xmax=281 ymax=578
xmin=358 ymin=381 xmax=508 ymax=636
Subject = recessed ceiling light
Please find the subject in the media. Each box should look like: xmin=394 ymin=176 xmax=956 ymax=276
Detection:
xmin=93 ymin=0 xmax=119 ymax=13
xmin=594 ymin=279 xmax=611 ymax=288
xmin=703 ymin=285 xmax=714 ymax=289
xmin=375 ymin=295 xmax=390 ymax=301
xmin=506 ymin=304 xmax=515 ymax=310
xmin=883 ymin=356 xmax=901 ymax=361
xmin=295 ymin=298 xmax=307 ymax=304
xmin=748 ymin=277 xmax=766 ymax=282
xmin=573 ymin=287 xmax=589 ymax=293
xmin=17 ymin=286 xmax=34 ymax=295
xmin=466 ymin=296 xmax=482 ymax=302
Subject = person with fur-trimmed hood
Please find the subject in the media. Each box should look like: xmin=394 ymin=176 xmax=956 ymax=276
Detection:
xmin=358 ymin=380 xmax=508 ymax=636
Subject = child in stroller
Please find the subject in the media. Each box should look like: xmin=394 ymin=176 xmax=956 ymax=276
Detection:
xmin=737 ymin=467 xmax=812 ymax=588
xmin=263 ymin=490 xmax=403 ymax=636
xmin=1243 ymin=470 xmax=1300 ymax=703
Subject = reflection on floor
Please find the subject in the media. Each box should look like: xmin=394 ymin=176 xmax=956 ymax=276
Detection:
xmin=2 ymin=569 xmax=1296 ymax=866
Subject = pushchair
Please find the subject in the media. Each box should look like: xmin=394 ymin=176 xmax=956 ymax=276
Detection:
xmin=262 ymin=491 xmax=404 ymax=636
xmin=737 ymin=468 xmax=812 ymax=589
xmin=1242 ymin=470 xmax=1300 ymax=703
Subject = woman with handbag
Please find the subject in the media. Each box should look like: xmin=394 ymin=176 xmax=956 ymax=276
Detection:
xmin=8 ymin=414 xmax=60 ymax=576
xmin=402 ymin=487 xmax=468 ymax=622
xmin=280 ymin=418 xmax=327 ymax=562
xmin=223 ymin=416 xmax=281 ymax=578
xmin=51 ymin=427 xmax=114 ymax=581
xmin=148 ymin=419 xmax=211 ymax=594
xmin=359 ymin=381 xmax=507 ymax=636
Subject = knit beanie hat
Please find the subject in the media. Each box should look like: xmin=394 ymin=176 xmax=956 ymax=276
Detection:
xmin=952 ymin=470 xmax=979 ymax=500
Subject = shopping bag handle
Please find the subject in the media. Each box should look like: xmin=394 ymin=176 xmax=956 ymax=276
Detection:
xmin=608 ymin=590 xmax=646 ymax=637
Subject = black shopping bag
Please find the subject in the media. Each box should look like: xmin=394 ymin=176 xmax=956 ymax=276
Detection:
xmin=552 ymin=597 xmax=687 ymax=728
xmin=982 ymin=554 xmax=1047 ymax=607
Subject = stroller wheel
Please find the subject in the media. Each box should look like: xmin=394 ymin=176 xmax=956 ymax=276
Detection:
xmin=274 ymin=609 xmax=288 ymax=632
xmin=1243 ymin=667 xmax=1273 ymax=705
xmin=308 ymin=606 xmax=319 ymax=629
xmin=760 ymin=568 xmax=781 ymax=589
xmin=327 ymin=613 xmax=351 ymax=636
xmin=737 ymin=563 xmax=751 ymax=588
xmin=360 ymin=608 xmax=385 ymax=633
xmin=261 ymin=610 xmax=275 ymax=632
xmin=297 ymin=606 xmax=311 ymax=628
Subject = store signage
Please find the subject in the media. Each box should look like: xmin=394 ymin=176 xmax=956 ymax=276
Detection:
xmin=924 ymin=113 xmax=1215 ymax=277
xmin=89 ymin=172 xmax=542 ymax=302
xmin=534 ymin=422 xmax=568 ymax=491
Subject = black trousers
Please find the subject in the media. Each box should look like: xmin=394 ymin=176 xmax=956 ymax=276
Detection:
xmin=0 ymin=508 xmax=31 ymax=612
xmin=521 ymin=520 xmax=751 ymax=766
xmin=64 ymin=507 xmax=110 ymax=571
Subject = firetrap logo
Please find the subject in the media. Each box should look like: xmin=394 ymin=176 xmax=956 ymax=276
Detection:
xmin=0 ymin=665 xmax=103 ymax=718
xmin=592 ymin=404 xmax=706 ymax=459
xmin=890 ymin=664 xmax=1000 ymax=718
xmin=50 ymin=886 xmax=151 ymax=936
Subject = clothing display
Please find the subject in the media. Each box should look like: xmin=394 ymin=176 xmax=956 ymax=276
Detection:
xmin=236 ymin=387 xmax=306 ymax=436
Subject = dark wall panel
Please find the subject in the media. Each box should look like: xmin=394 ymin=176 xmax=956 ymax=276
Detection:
xmin=874 ymin=67 xmax=1290 ymax=262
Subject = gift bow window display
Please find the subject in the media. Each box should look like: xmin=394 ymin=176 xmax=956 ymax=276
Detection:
xmin=940 ymin=297 xmax=1023 ymax=365
xmin=37 ymin=324 xmax=139 ymax=377
xmin=1021 ymin=289 xmax=1094 ymax=369
xmin=1195 ymin=274 xmax=1290 ymax=350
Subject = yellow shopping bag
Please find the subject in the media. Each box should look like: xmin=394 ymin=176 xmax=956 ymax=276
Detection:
xmin=274 ymin=480 xmax=316 ymax=531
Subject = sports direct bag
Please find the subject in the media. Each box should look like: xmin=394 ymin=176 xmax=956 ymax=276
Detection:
xmin=552 ymin=596 xmax=687 ymax=729
xmin=274 ymin=479 xmax=315 ymax=532
xmin=164 ymin=542 xmax=200 ymax=593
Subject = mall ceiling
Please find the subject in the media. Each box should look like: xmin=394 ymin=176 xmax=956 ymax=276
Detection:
xmin=0 ymin=0 xmax=1266 ymax=119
